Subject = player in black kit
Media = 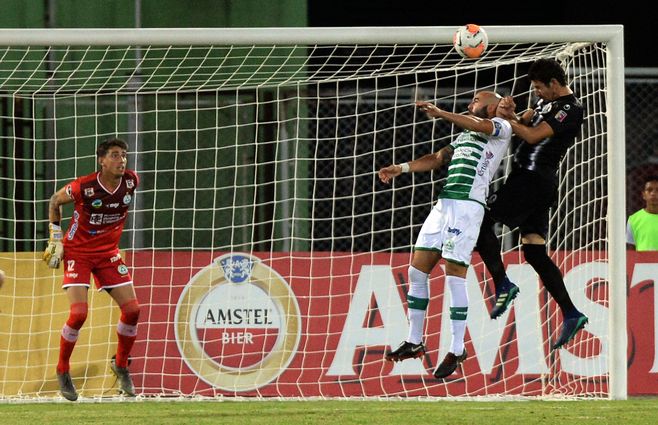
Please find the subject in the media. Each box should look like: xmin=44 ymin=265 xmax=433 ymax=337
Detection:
xmin=476 ymin=58 xmax=588 ymax=350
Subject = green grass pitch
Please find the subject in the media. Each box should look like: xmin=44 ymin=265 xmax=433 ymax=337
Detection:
xmin=1 ymin=398 xmax=658 ymax=424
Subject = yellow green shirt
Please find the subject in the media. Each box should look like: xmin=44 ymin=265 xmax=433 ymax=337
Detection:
xmin=626 ymin=209 xmax=658 ymax=251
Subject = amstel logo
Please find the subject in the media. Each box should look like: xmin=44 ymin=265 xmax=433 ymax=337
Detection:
xmin=174 ymin=253 xmax=301 ymax=391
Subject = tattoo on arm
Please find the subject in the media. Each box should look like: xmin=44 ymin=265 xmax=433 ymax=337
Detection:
xmin=441 ymin=146 xmax=454 ymax=166
xmin=49 ymin=193 xmax=62 ymax=224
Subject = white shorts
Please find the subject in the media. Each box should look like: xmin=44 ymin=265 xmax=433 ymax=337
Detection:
xmin=415 ymin=198 xmax=484 ymax=266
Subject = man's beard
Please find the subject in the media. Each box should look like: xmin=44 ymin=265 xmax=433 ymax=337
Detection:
xmin=473 ymin=106 xmax=488 ymax=118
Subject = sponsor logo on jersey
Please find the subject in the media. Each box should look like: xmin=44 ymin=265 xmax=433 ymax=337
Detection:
xmin=84 ymin=187 xmax=95 ymax=197
xmin=443 ymin=239 xmax=455 ymax=253
xmin=90 ymin=213 xmax=103 ymax=225
xmin=117 ymin=264 xmax=129 ymax=275
xmin=102 ymin=213 xmax=123 ymax=224
xmin=447 ymin=227 xmax=462 ymax=236
xmin=65 ymin=272 xmax=78 ymax=279
xmin=110 ymin=254 xmax=122 ymax=263
xmin=68 ymin=211 xmax=79 ymax=240
xmin=453 ymin=146 xmax=474 ymax=160
xmin=108 ymin=202 xmax=120 ymax=208
xmin=555 ymin=110 xmax=567 ymax=122
xmin=123 ymin=194 xmax=132 ymax=205
xmin=477 ymin=151 xmax=494 ymax=176
xmin=175 ymin=253 xmax=301 ymax=392
xmin=92 ymin=199 xmax=102 ymax=208
xmin=126 ymin=179 xmax=134 ymax=189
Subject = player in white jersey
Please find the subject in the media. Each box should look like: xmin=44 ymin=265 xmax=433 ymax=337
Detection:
xmin=378 ymin=91 xmax=513 ymax=379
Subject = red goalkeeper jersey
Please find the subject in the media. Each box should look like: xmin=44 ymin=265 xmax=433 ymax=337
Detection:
xmin=63 ymin=169 xmax=139 ymax=255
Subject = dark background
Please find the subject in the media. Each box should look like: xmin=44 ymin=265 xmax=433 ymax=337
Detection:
xmin=309 ymin=1 xmax=655 ymax=68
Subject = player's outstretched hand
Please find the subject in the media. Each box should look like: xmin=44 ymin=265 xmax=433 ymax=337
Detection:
xmin=378 ymin=164 xmax=403 ymax=184
xmin=416 ymin=101 xmax=442 ymax=118
xmin=43 ymin=223 xmax=64 ymax=269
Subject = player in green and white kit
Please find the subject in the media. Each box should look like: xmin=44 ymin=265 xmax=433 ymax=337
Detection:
xmin=378 ymin=91 xmax=513 ymax=379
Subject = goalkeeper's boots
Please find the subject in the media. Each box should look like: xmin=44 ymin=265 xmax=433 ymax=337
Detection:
xmin=551 ymin=311 xmax=589 ymax=350
xmin=489 ymin=277 xmax=520 ymax=319
xmin=57 ymin=371 xmax=78 ymax=401
xmin=433 ymin=349 xmax=468 ymax=379
xmin=110 ymin=357 xmax=136 ymax=397
xmin=385 ymin=341 xmax=426 ymax=362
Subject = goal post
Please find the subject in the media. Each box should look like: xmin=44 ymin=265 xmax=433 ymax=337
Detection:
xmin=0 ymin=25 xmax=626 ymax=401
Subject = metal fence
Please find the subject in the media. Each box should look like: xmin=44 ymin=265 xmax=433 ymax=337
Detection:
xmin=625 ymin=68 xmax=658 ymax=216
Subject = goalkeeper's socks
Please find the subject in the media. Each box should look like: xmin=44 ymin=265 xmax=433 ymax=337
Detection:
xmin=115 ymin=320 xmax=138 ymax=368
xmin=115 ymin=333 xmax=137 ymax=368
xmin=57 ymin=330 xmax=78 ymax=374
xmin=115 ymin=300 xmax=140 ymax=368
xmin=57 ymin=303 xmax=87 ymax=374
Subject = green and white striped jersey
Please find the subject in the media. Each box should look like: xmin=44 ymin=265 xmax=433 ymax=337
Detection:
xmin=439 ymin=117 xmax=512 ymax=206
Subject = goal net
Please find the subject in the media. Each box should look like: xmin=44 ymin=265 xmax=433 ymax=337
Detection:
xmin=0 ymin=26 xmax=625 ymax=400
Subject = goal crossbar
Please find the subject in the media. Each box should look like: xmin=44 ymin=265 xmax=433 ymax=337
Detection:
xmin=0 ymin=25 xmax=623 ymax=45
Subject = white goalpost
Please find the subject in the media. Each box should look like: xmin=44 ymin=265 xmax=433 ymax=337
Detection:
xmin=0 ymin=25 xmax=626 ymax=401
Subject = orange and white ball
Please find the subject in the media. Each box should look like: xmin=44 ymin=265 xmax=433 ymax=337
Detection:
xmin=453 ymin=24 xmax=488 ymax=59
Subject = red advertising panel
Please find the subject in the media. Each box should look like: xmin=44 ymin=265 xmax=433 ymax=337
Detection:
xmin=125 ymin=250 xmax=658 ymax=397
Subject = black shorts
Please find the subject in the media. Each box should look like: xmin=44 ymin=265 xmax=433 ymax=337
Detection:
xmin=486 ymin=168 xmax=557 ymax=238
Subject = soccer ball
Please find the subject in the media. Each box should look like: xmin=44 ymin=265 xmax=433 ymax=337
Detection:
xmin=453 ymin=24 xmax=488 ymax=59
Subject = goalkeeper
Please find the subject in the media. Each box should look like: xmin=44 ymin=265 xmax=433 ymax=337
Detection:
xmin=43 ymin=138 xmax=140 ymax=401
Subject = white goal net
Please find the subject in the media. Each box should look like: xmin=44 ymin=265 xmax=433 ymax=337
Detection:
xmin=0 ymin=26 xmax=625 ymax=401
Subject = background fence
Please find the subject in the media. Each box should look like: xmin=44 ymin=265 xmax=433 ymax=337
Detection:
xmin=625 ymin=68 xmax=658 ymax=216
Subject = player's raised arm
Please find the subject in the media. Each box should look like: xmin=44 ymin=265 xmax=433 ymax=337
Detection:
xmin=509 ymin=119 xmax=554 ymax=144
xmin=416 ymin=95 xmax=504 ymax=135
xmin=496 ymin=96 xmax=551 ymax=142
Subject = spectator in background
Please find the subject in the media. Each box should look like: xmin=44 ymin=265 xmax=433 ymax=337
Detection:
xmin=627 ymin=146 xmax=658 ymax=216
xmin=627 ymin=175 xmax=658 ymax=251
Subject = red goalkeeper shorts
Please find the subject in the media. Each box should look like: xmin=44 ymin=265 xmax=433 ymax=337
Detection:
xmin=61 ymin=251 xmax=133 ymax=291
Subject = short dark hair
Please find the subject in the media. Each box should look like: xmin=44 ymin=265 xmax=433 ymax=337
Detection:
xmin=528 ymin=58 xmax=567 ymax=86
xmin=96 ymin=138 xmax=128 ymax=158
xmin=645 ymin=175 xmax=658 ymax=187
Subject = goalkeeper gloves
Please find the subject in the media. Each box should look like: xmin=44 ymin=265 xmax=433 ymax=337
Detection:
xmin=43 ymin=223 xmax=64 ymax=269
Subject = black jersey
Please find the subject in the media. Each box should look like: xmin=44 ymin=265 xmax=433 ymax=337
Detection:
xmin=513 ymin=94 xmax=583 ymax=180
